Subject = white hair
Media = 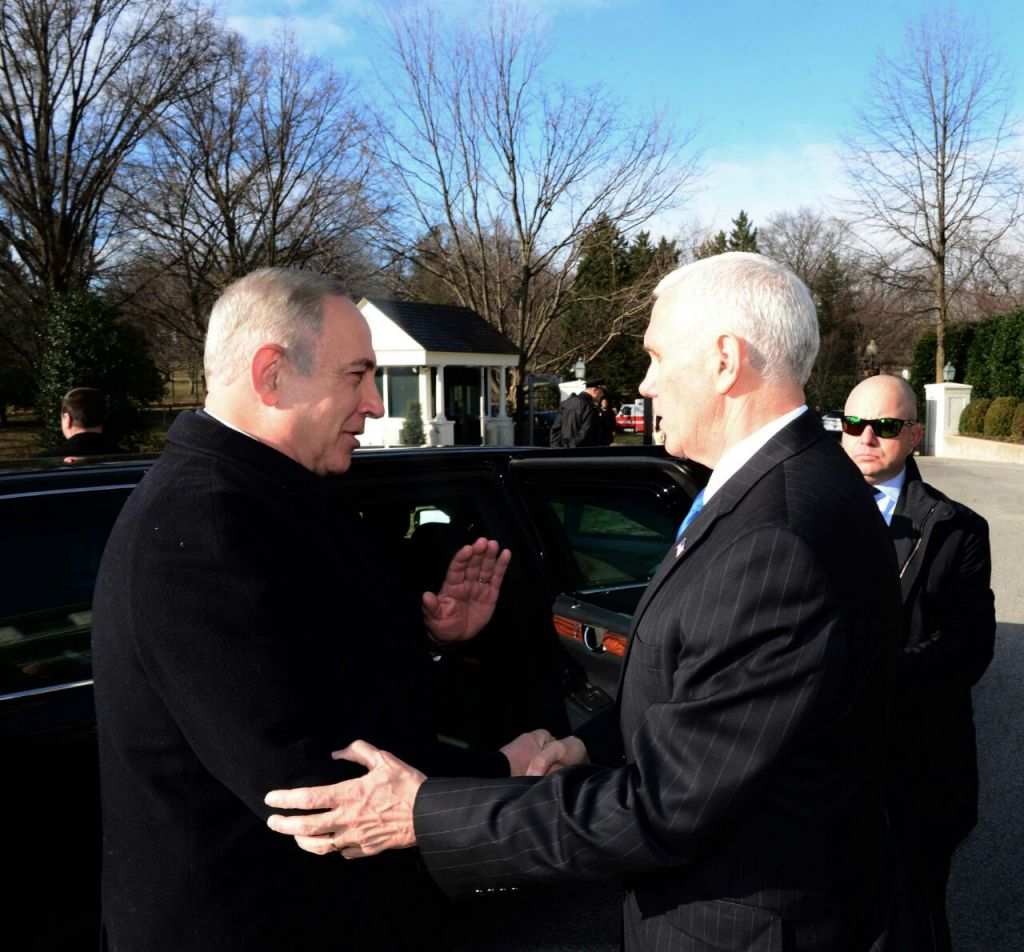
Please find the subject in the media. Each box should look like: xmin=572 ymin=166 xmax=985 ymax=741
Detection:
xmin=653 ymin=252 xmax=820 ymax=385
xmin=204 ymin=268 xmax=350 ymax=386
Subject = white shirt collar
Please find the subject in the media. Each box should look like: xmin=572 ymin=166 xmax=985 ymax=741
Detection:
xmin=704 ymin=405 xmax=807 ymax=503
xmin=202 ymin=407 xmax=261 ymax=443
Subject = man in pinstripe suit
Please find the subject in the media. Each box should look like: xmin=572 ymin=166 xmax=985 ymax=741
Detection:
xmin=267 ymin=253 xmax=901 ymax=951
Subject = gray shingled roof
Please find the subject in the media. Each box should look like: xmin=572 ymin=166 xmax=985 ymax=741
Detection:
xmin=362 ymin=299 xmax=519 ymax=356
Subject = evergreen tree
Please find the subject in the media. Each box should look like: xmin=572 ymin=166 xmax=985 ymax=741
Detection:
xmin=399 ymin=401 xmax=426 ymax=445
xmin=694 ymin=230 xmax=728 ymax=259
xmin=727 ymin=210 xmax=759 ymax=252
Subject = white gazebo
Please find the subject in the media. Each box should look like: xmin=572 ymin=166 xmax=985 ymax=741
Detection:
xmin=356 ymin=298 xmax=520 ymax=447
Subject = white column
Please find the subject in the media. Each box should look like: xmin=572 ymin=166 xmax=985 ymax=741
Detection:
xmin=433 ymin=365 xmax=446 ymax=420
xmin=497 ymin=367 xmax=510 ymax=418
xmin=479 ymin=366 xmax=487 ymax=443
xmin=428 ymin=364 xmax=454 ymax=447
xmin=924 ymin=382 xmax=973 ymax=456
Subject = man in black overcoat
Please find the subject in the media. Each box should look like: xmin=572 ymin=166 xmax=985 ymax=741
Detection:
xmin=266 ymin=253 xmax=903 ymax=952
xmin=92 ymin=269 xmax=550 ymax=951
xmin=842 ymin=374 xmax=996 ymax=952
xmin=549 ymin=382 xmax=605 ymax=447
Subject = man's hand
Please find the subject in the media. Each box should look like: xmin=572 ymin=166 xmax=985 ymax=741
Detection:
xmin=264 ymin=740 xmax=424 ymax=859
xmin=500 ymin=729 xmax=556 ymax=776
xmin=423 ymin=537 xmax=511 ymax=643
xmin=525 ymin=735 xmax=589 ymax=776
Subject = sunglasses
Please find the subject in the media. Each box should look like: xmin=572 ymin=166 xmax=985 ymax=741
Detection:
xmin=841 ymin=416 xmax=915 ymax=439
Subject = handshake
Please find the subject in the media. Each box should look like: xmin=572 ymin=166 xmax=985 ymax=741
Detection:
xmin=499 ymin=729 xmax=589 ymax=777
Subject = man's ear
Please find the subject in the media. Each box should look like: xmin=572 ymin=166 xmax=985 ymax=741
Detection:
xmin=712 ymin=333 xmax=743 ymax=395
xmin=909 ymin=421 xmax=925 ymax=453
xmin=251 ymin=345 xmax=286 ymax=406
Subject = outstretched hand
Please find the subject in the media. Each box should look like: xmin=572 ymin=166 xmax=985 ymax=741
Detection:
xmin=423 ymin=537 xmax=511 ymax=643
xmin=265 ymin=740 xmax=424 ymax=859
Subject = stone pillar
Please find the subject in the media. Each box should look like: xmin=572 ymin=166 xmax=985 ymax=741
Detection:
xmin=924 ymin=382 xmax=973 ymax=456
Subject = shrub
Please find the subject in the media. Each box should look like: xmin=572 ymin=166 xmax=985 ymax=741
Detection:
xmin=986 ymin=312 xmax=1024 ymax=399
xmin=35 ymin=291 xmax=164 ymax=448
xmin=959 ymin=398 xmax=991 ymax=435
xmin=983 ymin=396 xmax=1020 ymax=439
xmin=1010 ymin=404 xmax=1024 ymax=443
xmin=399 ymin=401 xmax=425 ymax=446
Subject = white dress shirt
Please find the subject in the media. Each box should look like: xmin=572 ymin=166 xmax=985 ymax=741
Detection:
xmin=871 ymin=469 xmax=906 ymax=527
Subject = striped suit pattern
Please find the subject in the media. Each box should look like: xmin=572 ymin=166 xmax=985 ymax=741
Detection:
xmin=415 ymin=412 xmax=901 ymax=951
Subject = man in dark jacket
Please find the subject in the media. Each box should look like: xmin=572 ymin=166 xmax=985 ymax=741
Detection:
xmin=92 ymin=269 xmax=547 ymax=952
xmin=842 ymin=374 xmax=996 ymax=952
xmin=549 ymin=382 xmax=605 ymax=447
xmin=46 ymin=387 xmax=121 ymax=457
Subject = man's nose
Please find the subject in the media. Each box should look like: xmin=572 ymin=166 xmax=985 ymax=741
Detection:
xmin=363 ymin=380 xmax=385 ymax=419
xmin=860 ymin=424 xmax=881 ymax=444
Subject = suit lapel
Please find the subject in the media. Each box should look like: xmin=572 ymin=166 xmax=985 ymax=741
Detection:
xmin=629 ymin=411 xmax=824 ymax=636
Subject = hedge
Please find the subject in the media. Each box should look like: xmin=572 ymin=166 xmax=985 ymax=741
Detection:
xmin=983 ymin=396 xmax=1020 ymax=439
xmin=959 ymin=398 xmax=991 ymax=435
xmin=1011 ymin=404 xmax=1024 ymax=443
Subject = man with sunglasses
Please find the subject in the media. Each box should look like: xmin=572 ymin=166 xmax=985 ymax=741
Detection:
xmin=842 ymin=374 xmax=996 ymax=952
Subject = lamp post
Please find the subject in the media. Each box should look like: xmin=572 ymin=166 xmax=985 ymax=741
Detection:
xmin=573 ymin=357 xmax=586 ymax=381
xmin=943 ymin=362 xmax=956 ymax=382
xmin=901 ymin=368 xmax=911 ymax=382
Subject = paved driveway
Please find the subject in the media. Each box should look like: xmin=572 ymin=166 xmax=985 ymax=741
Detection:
xmin=918 ymin=459 xmax=1024 ymax=951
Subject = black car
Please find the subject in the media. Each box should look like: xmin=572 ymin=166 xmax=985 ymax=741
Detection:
xmin=1 ymin=444 xmax=706 ymax=950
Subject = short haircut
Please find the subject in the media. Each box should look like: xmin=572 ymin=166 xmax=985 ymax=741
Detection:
xmin=204 ymin=268 xmax=351 ymax=386
xmin=61 ymin=387 xmax=106 ymax=428
xmin=653 ymin=252 xmax=820 ymax=385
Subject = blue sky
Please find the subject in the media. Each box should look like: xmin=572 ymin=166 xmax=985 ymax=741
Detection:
xmin=217 ymin=0 xmax=1024 ymax=238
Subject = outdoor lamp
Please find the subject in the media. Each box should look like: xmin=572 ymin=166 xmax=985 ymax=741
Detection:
xmin=901 ymin=368 xmax=911 ymax=381
xmin=943 ymin=363 xmax=955 ymax=382
xmin=573 ymin=357 xmax=586 ymax=380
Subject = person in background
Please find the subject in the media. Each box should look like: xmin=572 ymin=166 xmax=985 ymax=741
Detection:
xmin=50 ymin=387 xmax=120 ymax=457
xmin=597 ymin=395 xmax=617 ymax=445
xmin=842 ymin=374 xmax=996 ymax=952
xmin=549 ymin=380 xmax=605 ymax=447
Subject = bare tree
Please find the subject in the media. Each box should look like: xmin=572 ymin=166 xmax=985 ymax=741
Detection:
xmin=378 ymin=3 xmax=698 ymax=390
xmin=844 ymin=10 xmax=1023 ymax=380
xmin=0 ymin=0 xmax=221 ymax=364
xmin=115 ymin=34 xmax=387 ymax=351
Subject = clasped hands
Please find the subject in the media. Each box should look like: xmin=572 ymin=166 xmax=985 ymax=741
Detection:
xmin=264 ymin=732 xmax=588 ymax=858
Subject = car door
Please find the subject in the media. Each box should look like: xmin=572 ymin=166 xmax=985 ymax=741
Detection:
xmin=0 ymin=470 xmax=142 ymax=950
xmin=508 ymin=452 xmax=707 ymax=730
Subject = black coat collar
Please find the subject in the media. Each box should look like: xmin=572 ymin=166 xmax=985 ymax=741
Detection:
xmin=167 ymin=410 xmax=324 ymax=489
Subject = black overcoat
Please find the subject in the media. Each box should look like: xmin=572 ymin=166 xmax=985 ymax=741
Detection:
xmin=93 ymin=411 xmax=504 ymax=951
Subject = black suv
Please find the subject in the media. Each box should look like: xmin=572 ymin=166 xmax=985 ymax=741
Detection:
xmin=1 ymin=444 xmax=706 ymax=950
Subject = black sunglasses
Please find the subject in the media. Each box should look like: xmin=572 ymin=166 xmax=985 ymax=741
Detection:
xmin=841 ymin=415 xmax=915 ymax=439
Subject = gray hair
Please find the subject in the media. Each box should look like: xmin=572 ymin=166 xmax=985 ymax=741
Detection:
xmin=654 ymin=252 xmax=820 ymax=385
xmin=204 ymin=268 xmax=351 ymax=386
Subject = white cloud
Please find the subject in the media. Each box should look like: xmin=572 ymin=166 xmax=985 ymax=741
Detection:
xmin=646 ymin=141 xmax=856 ymax=241
xmin=224 ymin=13 xmax=354 ymax=52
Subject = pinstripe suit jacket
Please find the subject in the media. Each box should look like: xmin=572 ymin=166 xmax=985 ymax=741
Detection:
xmin=415 ymin=412 xmax=901 ymax=951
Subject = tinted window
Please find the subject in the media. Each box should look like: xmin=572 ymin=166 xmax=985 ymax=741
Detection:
xmin=0 ymin=487 xmax=130 ymax=695
xmin=529 ymin=486 xmax=677 ymax=590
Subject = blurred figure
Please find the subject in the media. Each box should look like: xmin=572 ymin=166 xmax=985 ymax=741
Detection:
xmin=549 ymin=381 xmax=605 ymax=447
xmin=597 ymin=396 xmax=616 ymax=445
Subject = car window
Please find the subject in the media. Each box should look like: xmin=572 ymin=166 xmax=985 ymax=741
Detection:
xmin=528 ymin=485 xmax=677 ymax=590
xmin=0 ymin=487 xmax=131 ymax=696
